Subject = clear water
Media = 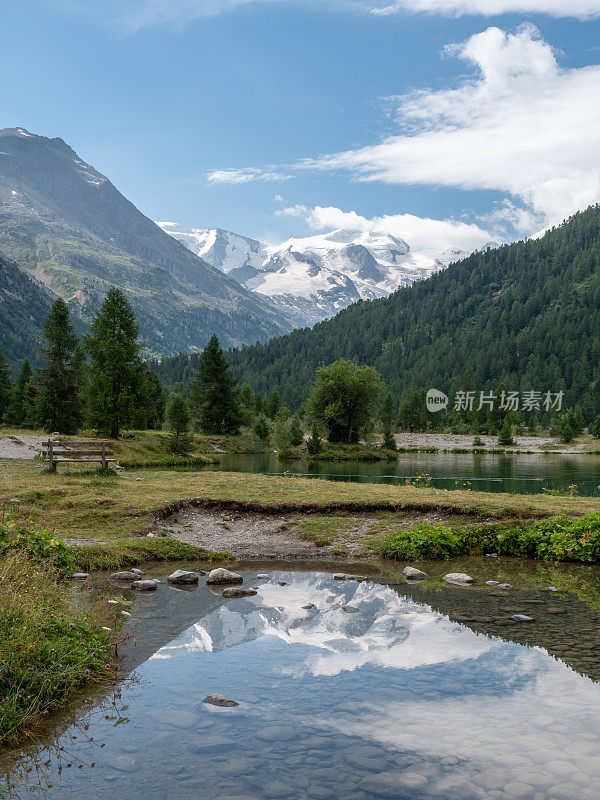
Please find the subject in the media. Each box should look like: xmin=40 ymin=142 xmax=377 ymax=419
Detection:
xmin=208 ymin=452 xmax=600 ymax=496
xmin=4 ymin=564 xmax=600 ymax=799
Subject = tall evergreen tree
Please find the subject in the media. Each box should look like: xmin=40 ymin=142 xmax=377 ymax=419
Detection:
xmin=0 ymin=348 xmax=11 ymax=424
xmin=85 ymin=288 xmax=142 ymax=438
xmin=165 ymin=393 xmax=193 ymax=454
xmin=5 ymin=360 xmax=38 ymax=428
xmin=38 ymin=298 xmax=83 ymax=434
xmin=190 ymin=335 xmax=241 ymax=434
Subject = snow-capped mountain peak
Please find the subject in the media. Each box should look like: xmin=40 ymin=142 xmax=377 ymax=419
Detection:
xmin=157 ymin=222 xmax=468 ymax=327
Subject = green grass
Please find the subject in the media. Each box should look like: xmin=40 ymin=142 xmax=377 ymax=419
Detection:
xmin=295 ymin=515 xmax=358 ymax=547
xmin=0 ymin=548 xmax=115 ymax=744
xmin=376 ymin=513 xmax=600 ymax=563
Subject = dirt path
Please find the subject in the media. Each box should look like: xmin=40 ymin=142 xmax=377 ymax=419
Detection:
xmin=393 ymin=432 xmax=588 ymax=453
xmin=0 ymin=435 xmax=45 ymax=460
xmin=161 ymin=505 xmax=471 ymax=560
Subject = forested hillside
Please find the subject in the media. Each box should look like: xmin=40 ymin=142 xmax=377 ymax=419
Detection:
xmin=155 ymin=205 xmax=600 ymax=419
xmin=0 ymin=253 xmax=52 ymax=368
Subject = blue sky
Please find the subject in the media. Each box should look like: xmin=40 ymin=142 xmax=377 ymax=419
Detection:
xmin=3 ymin=0 xmax=600 ymax=249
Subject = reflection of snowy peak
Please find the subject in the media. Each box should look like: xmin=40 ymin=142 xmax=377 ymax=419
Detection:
xmin=157 ymin=224 xmax=461 ymax=327
xmin=152 ymin=573 xmax=497 ymax=676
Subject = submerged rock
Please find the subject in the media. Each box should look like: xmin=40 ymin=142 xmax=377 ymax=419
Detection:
xmin=334 ymin=573 xmax=367 ymax=581
xmin=109 ymin=571 xmax=138 ymax=582
xmin=277 ymin=581 xmax=288 ymax=586
xmin=302 ymin=603 xmax=316 ymax=610
xmin=71 ymin=572 xmax=90 ymax=580
xmin=402 ymin=566 xmax=428 ymax=581
xmin=256 ymin=574 xmax=270 ymax=579
xmin=342 ymin=605 xmax=360 ymax=613
xmin=131 ymin=579 xmax=159 ymax=592
xmin=498 ymin=583 xmax=513 ymax=589
xmin=206 ymin=568 xmax=243 ymax=585
xmin=221 ymin=587 xmax=257 ymax=598
xmin=167 ymin=570 xmax=199 ymax=585
xmin=131 ymin=568 xmax=144 ymax=576
xmin=443 ymin=573 xmax=475 ymax=586
xmin=511 ymin=614 xmax=533 ymax=622
xmin=203 ymin=694 xmax=239 ymax=708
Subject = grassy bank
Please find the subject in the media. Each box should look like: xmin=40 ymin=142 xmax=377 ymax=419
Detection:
xmin=0 ymin=521 xmax=115 ymax=744
xmin=377 ymin=514 xmax=600 ymax=563
xmin=279 ymin=443 xmax=398 ymax=462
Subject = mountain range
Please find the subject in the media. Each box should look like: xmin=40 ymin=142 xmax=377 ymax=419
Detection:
xmin=155 ymin=205 xmax=600 ymax=419
xmin=0 ymin=127 xmax=291 ymax=365
xmin=158 ymin=223 xmax=466 ymax=326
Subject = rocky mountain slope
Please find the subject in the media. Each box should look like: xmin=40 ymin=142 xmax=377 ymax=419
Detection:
xmin=0 ymin=128 xmax=291 ymax=359
xmin=158 ymin=223 xmax=459 ymax=327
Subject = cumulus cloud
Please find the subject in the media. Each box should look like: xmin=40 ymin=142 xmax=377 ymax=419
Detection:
xmin=279 ymin=203 xmax=494 ymax=253
xmin=219 ymin=25 xmax=600 ymax=235
xmin=304 ymin=25 xmax=600 ymax=231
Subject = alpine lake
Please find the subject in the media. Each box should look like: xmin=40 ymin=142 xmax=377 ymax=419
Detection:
xmin=3 ymin=555 xmax=600 ymax=800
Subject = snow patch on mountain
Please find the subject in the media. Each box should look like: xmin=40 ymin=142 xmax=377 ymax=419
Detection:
xmin=157 ymin=223 xmax=474 ymax=327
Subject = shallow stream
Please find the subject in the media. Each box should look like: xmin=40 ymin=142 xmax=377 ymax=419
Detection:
xmin=3 ymin=560 xmax=600 ymax=799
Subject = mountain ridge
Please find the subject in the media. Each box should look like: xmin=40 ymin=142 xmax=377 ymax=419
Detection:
xmin=0 ymin=127 xmax=292 ymax=360
xmin=157 ymin=222 xmax=460 ymax=327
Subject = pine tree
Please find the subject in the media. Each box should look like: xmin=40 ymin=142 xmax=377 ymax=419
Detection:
xmin=5 ymin=360 xmax=38 ymax=428
xmin=38 ymin=298 xmax=83 ymax=434
xmin=289 ymin=416 xmax=304 ymax=447
xmin=306 ymin=423 xmax=322 ymax=456
xmin=0 ymin=348 xmax=11 ymax=424
xmin=85 ymin=288 xmax=142 ymax=438
xmin=379 ymin=392 xmax=395 ymax=430
xmin=190 ymin=335 xmax=241 ymax=435
xmin=253 ymin=414 xmax=270 ymax=445
xmin=266 ymin=390 xmax=281 ymax=420
xmin=498 ymin=420 xmax=515 ymax=446
xmin=382 ymin=427 xmax=397 ymax=450
xmin=165 ymin=393 xmax=193 ymax=454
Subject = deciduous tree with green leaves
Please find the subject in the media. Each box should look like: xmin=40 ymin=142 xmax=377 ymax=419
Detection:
xmin=85 ymin=288 xmax=142 ymax=438
xmin=190 ymin=335 xmax=241 ymax=435
xmin=38 ymin=298 xmax=84 ymax=434
xmin=307 ymin=359 xmax=383 ymax=444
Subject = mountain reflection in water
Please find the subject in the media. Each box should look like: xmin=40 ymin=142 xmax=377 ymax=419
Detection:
xmin=3 ymin=569 xmax=600 ymax=800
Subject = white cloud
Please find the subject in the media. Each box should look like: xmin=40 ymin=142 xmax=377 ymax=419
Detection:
xmin=230 ymin=25 xmax=600 ymax=235
xmin=206 ymin=167 xmax=290 ymax=185
xmin=280 ymin=203 xmax=494 ymax=253
xmin=373 ymin=0 xmax=600 ymax=18
xmin=53 ymin=0 xmax=600 ymax=30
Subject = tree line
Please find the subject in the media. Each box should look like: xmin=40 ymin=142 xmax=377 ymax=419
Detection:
xmin=154 ymin=204 xmax=600 ymax=430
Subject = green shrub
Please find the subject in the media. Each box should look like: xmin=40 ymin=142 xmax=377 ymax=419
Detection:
xmin=376 ymin=513 xmax=600 ymax=564
xmin=0 ymin=520 xmax=73 ymax=570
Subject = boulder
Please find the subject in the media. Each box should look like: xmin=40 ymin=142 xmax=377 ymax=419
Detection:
xmin=131 ymin=580 xmax=159 ymax=592
xmin=131 ymin=568 xmax=144 ymax=576
xmin=486 ymin=580 xmax=499 ymax=586
xmin=221 ymin=587 xmax=258 ymax=598
xmin=402 ymin=566 xmax=428 ymax=581
xmin=203 ymin=694 xmax=239 ymax=708
xmin=498 ymin=583 xmax=513 ymax=589
xmin=109 ymin=571 xmax=138 ymax=582
xmin=443 ymin=573 xmax=475 ymax=586
xmin=511 ymin=614 xmax=533 ymax=622
xmin=167 ymin=570 xmax=199 ymax=585
xmin=206 ymin=568 xmax=243 ymax=585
